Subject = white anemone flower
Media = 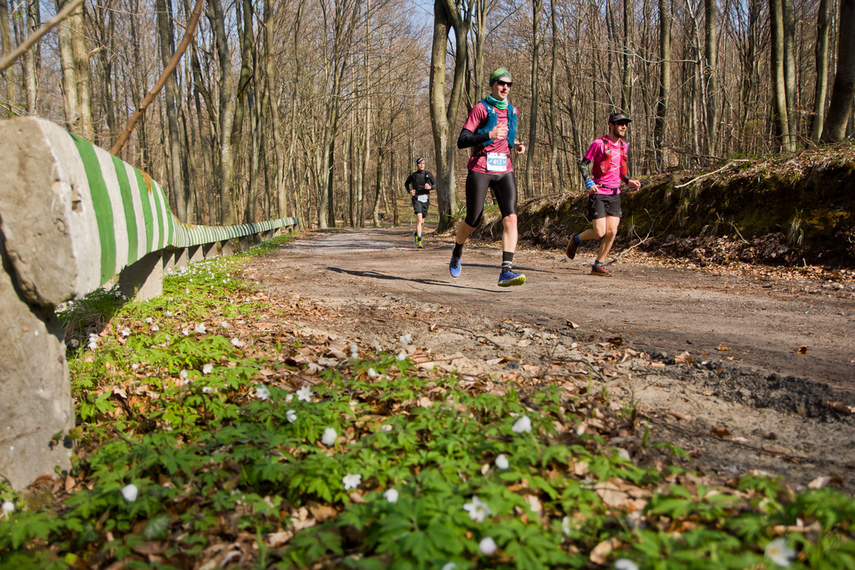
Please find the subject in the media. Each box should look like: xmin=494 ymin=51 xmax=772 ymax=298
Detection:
xmin=121 ymin=484 xmax=138 ymax=502
xmin=146 ymin=317 xmax=153 ymax=324
xmin=255 ymin=385 xmax=271 ymax=400
xmin=231 ymin=337 xmax=245 ymax=347
xmin=165 ymin=310 xmax=173 ymax=317
xmin=1 ymin=501 xmax=13 ymax=515
xmin=342 ymin=473 xmax=361 ymax=490
xmin=151 ymin=324 xmax=159 ymax=332
xmin=463 ymin=496 xmax=492 ymax=523
xmin=396 ymin=352 xmax=406 ymax=361
xmin=512 ymin=415 xmax=532 ymax=433
xmin=384 ymin=488 xmax=399 ymax=504
xmin=562 ymin=516 xmax=572 ymax=536
xmin=194 ymin=323 xmax=207 ymax=334
xmin=121 ymin=328 xmax=131 ymax=337
xmin=321 ymin=427 xmax=337 ymax=446
xmin=765 ymin=538 xmax=796 ymax=568
xmin=399 ymin=333 xmax=412 ymax=345
xmin=614 ymin=560 xmax=639 ymax=570
xmin=285 ymin=393 xmax=294 ymax=402
xmin=286 ymin=410 xmax=297 ymax=423
xmin=367 ymin=368 xmax=378 ymax=378
xmin=202 ymin=364 xmax=213 ymax=374
xmin=202 ymin=387 xmax=214 ymax=393
xmin=297 ymin=385 xmax=312 ymax=402
xmin=479 ymin=537 xmax=497 ymax=556
xmin=179 ymin=369 xmax=189 ymax=380
xmin=88 ymin=334 xmax=99 ymax=350
xmin=495 ymin=454 xmax=510 ymax=469
xmin=220 ymin=321 xmax=228 ymax=328
xmin=182 ymin=328 xmax=190 ymax=336
xmin=441 ymin=564 xmax=457 ymax=570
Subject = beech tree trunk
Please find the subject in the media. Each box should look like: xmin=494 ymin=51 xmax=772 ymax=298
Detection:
xmin=810 ymin=0 xmax=831 ymax=142
xmin=822 ymin=0 xmax=855 ymax=142
xmin=654 ymin=0 xmax=671 ymax=169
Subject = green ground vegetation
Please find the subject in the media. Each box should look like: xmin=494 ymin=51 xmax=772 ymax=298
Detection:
xmin=1 ymin=236 xmax=853 ymax=568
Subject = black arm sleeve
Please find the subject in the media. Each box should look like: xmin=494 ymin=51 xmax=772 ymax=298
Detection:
xmin=457 ymin=129 xmax=491 ymax=149
xmin=404 ymin=172 xmax=414 ymax=191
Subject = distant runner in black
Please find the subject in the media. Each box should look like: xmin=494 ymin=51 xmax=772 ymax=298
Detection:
xmin=404 ymin=158 xmax=436 ymax=248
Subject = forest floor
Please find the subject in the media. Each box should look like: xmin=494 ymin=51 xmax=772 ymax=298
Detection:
xmin=242 ymin=226 xmax=855 ymax=494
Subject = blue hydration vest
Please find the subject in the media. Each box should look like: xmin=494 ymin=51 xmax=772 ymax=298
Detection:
xmin=473 ymin=99 xmax=517 ymax=153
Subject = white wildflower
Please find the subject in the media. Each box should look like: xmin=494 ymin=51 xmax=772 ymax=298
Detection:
xmin=182 ymin=328 xmax=190 ymax=336
xmin=512 ymin=415 xmax=532 ymax=433
xmin=367 ymin=368 xmax=377 ymax=378
xmin=88 ymin=334 xmax=99 ymax=350
xmin=321 ymin=427 xmax=337 ymax=446
xmin=765 ymin=538 xmax=796 ymax=568
xmin=202 ymin=364 xmax=213 ymax=374
xmin=231 ymin=337 xmax=245 ymax=347
xmin=463 ymin=496 xmax=492 ymax=523
xmin=121 ymin=328 xmax=131 ymax=337
xmin=1 ymin=501 xmax=13 ymax=515
xmin=441 ymin=564 xmax=457 ymax=570
xmin=286 ymin=409 xmax=297 ymax=423
xmin=255 ymin=385 xmax=270 ymax=400
xmin=146 ymin=317 xmax=153 ymax=324
xmin=121 ymin=484 xmax=138 ymax=502
xmin=399 ymin=333 xmax=412 ymax=345
xmin=185 ymin=288 xmax=190 ymax=295
xmin=342 ymin=473 xmax=361 ymax=490
xmin=297 ymin=385 xmax=312 ymax=402
xmin=194 ymin=323 xmax=207 ymax=334
xmin=285 ymin=393 xmax=294 ymax=402
xmin=614 ymin=560 xmax=639 ymax=570
xmin=396 ymin=352 xmax=406 ymax=361
xmin=479 ymin=537 xmax=497 ymax=556
xmin=576 ymin=423 xmax=586 ymax=436
xmin=151 ymin=324 xmax=159 ymax=332
xmin=179 ymin=369 xmax=189 ymax=380
xmin=220 ymin=321 xmax=228 ymax=328
xmin=384 ymin=488 xmax=399 ymax=503
xmin=165 ymin=310 xmax=173 ymax=317
xmin=131 ymin=363 xmax=139 ymax=370
xmin=495 ymin=454 xmax=509 ymax=470
xmin=562 ymin=516 xmax=571 ymax=536
xmin=202 ymin=387 xmax=214 ymax=394
xmin=380 ymin=424 xmax=393 ymax=432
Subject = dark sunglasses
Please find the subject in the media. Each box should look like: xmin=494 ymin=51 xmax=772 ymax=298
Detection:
xmin=496 ymin=80 xmax=513 ymax=87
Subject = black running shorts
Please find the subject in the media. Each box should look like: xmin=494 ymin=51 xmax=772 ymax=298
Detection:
xmin=587 ymin=193 xmax=622 ymax=221
xmin=412 ymin=194 xmax=430 ymax=217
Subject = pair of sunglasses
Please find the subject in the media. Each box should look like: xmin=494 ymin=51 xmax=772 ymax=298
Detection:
xmin=496 ymin=80 xmax=513 ymax=87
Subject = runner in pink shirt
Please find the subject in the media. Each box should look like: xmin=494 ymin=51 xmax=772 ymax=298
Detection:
xmin=564 ymin=112 xmax=642 ymax=276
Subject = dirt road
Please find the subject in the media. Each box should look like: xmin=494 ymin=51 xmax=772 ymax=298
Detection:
xmin=245 ymin=227 xmax=855 ymax=490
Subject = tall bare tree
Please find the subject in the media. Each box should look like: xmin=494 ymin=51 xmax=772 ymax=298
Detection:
xmin=810 ymin=0 xmax=831 ymax=142
xmin=822 ymin=0 xmax=855 ymax=142
xmin=654 ymin=0 xmax=671 ymax=169
xmin=429 ymin=0 xmax=472 ymax=231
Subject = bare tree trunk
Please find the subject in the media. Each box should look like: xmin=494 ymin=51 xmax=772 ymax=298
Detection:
xmin=156 ymin=0 xmax=186 ymax=217
xmin=23 ymin=0 xmax=39 ymax=113
xmin=0 ymin=0 xmax=17 ymax=106
xmin=822 ymin=0 xmax=855 ymax=142
xmin=525 ymin=0 xmax=542 ymax=199
xmin=621 ymin=0 xmax=633 ymax=113
xmin=430 ymin=0 xmax=470 ymax=232
xmin=810 ymin=0 xmax=831 ymax=142
xmin=549 ymin=0 xmax=560 ymax=193
xmin=770 ymin=0 xmax=794 ymax=151
xmin=210 ymin=0 xmax=238 ymax=224
xmin=653 ymin=0 xmax=671 ymax=169
xmin=704 ymin=0 xmax=718 ymax=157
xmin=69 ymin=1 xmax=92 ymax=139
xmin=782 ymin=0 xmax=797 ymax=144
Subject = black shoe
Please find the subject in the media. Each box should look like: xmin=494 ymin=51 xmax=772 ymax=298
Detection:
xmin=565 ymin=234 xmax=580 ymax=260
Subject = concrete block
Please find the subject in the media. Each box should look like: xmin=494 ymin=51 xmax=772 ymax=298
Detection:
xmin=0 ymin=267 xmax=74 ymax=490
xmin=119 ymin=251 xmax=163 ymax=301
xmin=188 ymin=245 xmax=203 ymax=263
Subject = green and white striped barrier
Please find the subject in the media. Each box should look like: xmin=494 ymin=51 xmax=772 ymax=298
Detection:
xmin=0 ymin=116 xmax=296 ymax=490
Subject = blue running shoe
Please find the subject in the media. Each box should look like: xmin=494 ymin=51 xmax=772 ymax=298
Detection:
xmin=413 ymin=232 xmax=418 ymax=245
xmin=498 ymin=270 xmax=526 ymax=287
xmin=449 ymin=254 xmax=462 ymax=278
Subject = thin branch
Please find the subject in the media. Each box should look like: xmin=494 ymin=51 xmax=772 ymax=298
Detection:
xmin=0 ymin=0 xmax=85 ymax=73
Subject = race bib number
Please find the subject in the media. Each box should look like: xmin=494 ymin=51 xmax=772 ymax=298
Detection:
xmin=417 ymin=195 xmax=428 ymax=203
xmin=486 ymin=153 xmax=507 ymax=172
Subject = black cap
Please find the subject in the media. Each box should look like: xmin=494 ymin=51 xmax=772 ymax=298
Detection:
xmin=609 ymin=112 xmax=631 ymax=124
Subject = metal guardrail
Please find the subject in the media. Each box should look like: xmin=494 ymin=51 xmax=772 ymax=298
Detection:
xmin=0 ymin=117 xmax=297 ymax=489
